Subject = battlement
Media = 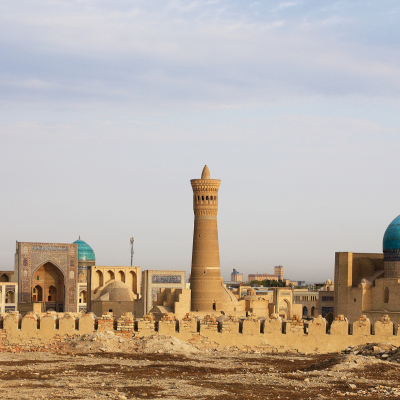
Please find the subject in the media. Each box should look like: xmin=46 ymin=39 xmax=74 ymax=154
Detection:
xmin=1 ymin=311 xmax=400 ymax=353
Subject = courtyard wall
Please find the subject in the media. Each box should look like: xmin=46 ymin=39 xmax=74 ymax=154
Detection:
xmin=1 ymin=311 xmax=399 ymax=354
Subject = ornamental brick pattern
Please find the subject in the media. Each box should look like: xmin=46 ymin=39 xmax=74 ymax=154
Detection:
xmin=16 ymin=242 xmax=78 ymax=312
xmin=190 ymin=165 xmax=223 ymax=312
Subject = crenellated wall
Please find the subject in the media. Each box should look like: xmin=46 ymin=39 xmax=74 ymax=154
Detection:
xmin=1 ymin=311 xmax=400 ymax=354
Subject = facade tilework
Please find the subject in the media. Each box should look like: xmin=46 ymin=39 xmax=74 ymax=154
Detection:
xmin=17 ymin=242 xmax=78 ymax=312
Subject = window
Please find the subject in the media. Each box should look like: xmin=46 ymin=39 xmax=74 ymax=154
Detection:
xmin=384 ymin=286 xmax=389 ymax=303
xmin=37 ymin=276 xmax=39 ymax=280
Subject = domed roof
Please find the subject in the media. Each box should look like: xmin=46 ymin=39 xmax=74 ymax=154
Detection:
xmin=99 ymin=281 xmax=134 ymax=302
xmin=383 ymin=215 xmax=400 ymax=251
xmin=73 ymin=238 xmax=95 ymax=262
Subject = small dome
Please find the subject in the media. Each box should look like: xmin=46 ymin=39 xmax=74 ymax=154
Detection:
xmin=383 ymin=215 xmax=400 ymax=251
xmin=99 ymin=281 xmax=134 ymax=302
xmin=73 ymin=239 xmax=95 ymax=262
xmin=201 ymin=165 xmax=210 ymax=179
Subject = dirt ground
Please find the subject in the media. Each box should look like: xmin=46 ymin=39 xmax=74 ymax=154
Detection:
xmin=1 ymin=334 xmax=400 ymax=399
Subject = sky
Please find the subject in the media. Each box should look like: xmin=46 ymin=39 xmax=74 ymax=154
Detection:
xmin=1 ymin=0 xmax=400 ymax=283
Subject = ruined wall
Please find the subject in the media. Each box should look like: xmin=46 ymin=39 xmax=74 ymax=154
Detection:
xmin=2 ymin=311 xmax=400 ymax=354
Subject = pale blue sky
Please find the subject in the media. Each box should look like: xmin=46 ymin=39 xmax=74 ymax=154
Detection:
xmin=1 ymin=1 xmax=400 ymax=282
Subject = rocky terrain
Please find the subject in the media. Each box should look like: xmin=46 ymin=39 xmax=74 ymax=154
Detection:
xmin=0 ymin=334 xmax=400 ymax=399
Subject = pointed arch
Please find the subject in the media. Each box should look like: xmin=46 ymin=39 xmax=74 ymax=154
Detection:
xmin=5 ymin=290 xmax=15 ymax=303
xmin=94 ymin=270 xmax=104 ymax=289
xmin=32 ymin=259 xmax=66 ymax=280
xmin=32 ymin=262 xmax=64 ymax=307
xmin=33 ymin=285 xmax=43 ymax=302
xmin=118 ymin=270 xmax=125 ymax=283
xmin=79 ymin=290 xmax=87 ymax=304
xmin=105 ymin=270 xmax=115 ymax=284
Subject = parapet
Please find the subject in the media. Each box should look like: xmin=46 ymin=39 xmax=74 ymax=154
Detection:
xmin=0 ymin=312 xmax=400 ymax=353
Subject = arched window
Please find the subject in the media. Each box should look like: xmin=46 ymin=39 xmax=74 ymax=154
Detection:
xmin=0 ymin=274 xmax=9 ymax=282
xmin=384 ymin=286 xmax=389 ymax=303
xmin=302 ymin=306 xmax=308 ymax=316
xmin=311 ymin=306 xmax=315 ymax=316
xmin=118 ymin=271 xmax=125 ymax=282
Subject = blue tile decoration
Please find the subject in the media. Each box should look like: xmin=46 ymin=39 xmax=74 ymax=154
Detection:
xmin=383 ymin=214 xmax=400 ymax=251
xmin=73 ymin=239 xmax=95 ymax=262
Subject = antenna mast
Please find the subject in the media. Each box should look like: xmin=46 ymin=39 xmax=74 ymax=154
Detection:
xmin=130 ymin=237 xmax=134 ymax=266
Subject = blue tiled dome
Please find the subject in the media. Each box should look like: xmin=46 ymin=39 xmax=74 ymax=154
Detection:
xmin=73 ymin=239 xmax=95 ymax=262
xmin=383 ymin=215 xmax=400 ymax=251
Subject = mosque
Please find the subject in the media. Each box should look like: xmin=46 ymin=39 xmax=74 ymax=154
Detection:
xmin=335 ymin=214 xmax=400 ymax=325
xmin=0 ymin=238 xmax=140 ymax=317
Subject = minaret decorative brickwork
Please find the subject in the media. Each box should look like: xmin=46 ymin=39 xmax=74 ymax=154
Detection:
xmin=190 ymin=165 xmax=223 ymax=311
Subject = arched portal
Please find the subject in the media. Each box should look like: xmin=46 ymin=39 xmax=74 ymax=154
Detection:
xmin=118 ymin=271 xmax=125 ymax=283
xmin=48 ymin=285 xmax=57 ymax=302
xmin=79 ymin=290 xmax=87 ymax=304
xmin=278 ymin=299 xmax=290 ymax=320
xmin=32 ymin=285 xmax=43 ymax=302
xmin=33 ymin=262 xmax=64 ymax=311
xmin=0 ymin=274 xmax=9 ymax=282
xmin=5 ymin=290 xmax=15 ymax=303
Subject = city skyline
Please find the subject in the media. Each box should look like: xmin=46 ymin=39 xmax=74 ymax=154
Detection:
xmin=1 ymin=1 xmax=400 ymax=282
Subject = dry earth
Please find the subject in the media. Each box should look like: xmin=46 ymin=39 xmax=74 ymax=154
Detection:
xmin=1 ymin=333 xmax=400 ymax=399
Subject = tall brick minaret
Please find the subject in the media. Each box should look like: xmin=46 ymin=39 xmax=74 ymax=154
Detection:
xmin=190 ymin=165 xmax=223 ymax=312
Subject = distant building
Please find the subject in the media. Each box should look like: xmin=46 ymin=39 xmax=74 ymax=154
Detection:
xmin=0 ymin=272 xmax=17 ymax=313
xmin=274 ymin=266 xmax=284 ymax=280
xmin=231 ymin=269 xmax=243 ymax=282
xmin=140 ymin=270 xmax=187 ymax=317
xmin=318 ymin=279 xmax=334 ymax=322
xmin=293 ymin=288 xmax=318 ymax=318
xmin=334 ymin=213 xmax=400 ymax=325
xmin=248 ymin=266 xmax=284 ymax=283
xmin=248 ymin=273 xmax=279 ymax=282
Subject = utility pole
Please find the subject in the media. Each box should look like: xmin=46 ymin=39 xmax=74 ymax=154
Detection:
xmin=130 ymin=237 xmax=134 ymax=266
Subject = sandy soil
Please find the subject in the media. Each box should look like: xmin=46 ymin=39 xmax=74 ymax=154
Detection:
xmin=1 ymin=335 xmax=400 ymax=399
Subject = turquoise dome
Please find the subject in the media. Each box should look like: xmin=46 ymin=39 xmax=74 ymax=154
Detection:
xmin=383 ymin=215 xmax=400 ymax=251
xmin=73 ymin=239 xmax=95 ymax=262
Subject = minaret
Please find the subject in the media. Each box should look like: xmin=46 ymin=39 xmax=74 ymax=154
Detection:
xmin=190 ymin=165 xmax=223 ymax=311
